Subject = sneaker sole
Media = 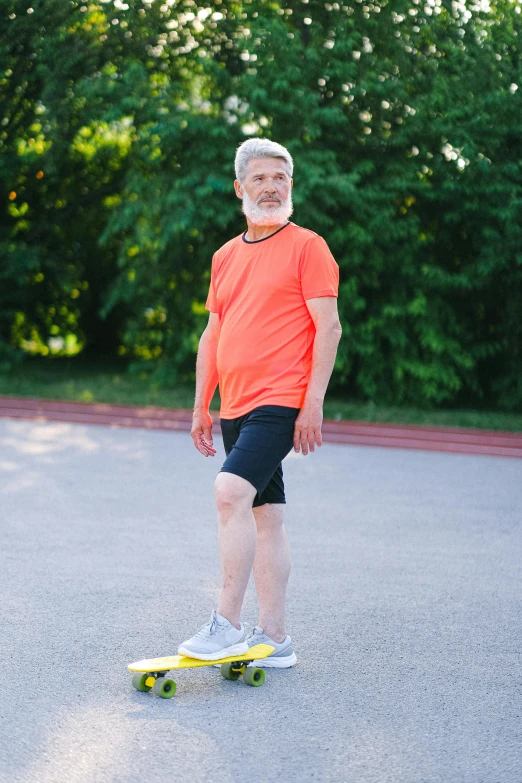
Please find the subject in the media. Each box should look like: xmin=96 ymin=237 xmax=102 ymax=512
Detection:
xmin=212 ymin=652 xmax=297 ymax=669
xmin=177 ymin=642 xmax=249 ymax=661
xmin=248 ymin=652 xmax=297 ymax=669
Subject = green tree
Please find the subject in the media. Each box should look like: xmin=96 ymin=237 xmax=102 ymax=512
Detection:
xmin=1 ymin=0 xmax=521 ymax=408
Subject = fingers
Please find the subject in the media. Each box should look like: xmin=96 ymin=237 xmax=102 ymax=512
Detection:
xmin=195 ymin=435 xmax=216 ymax=457
xmin=300 ymin=430 xmax=311 ymax=455
xmin=191 ymin=427 xmax=216 ymax=457
xmin=293 ymin=427 xmax=322 ymax=455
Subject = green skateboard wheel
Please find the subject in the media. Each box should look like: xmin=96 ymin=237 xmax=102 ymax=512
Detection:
xmin=152 ymin=677 xmax=177 ymax=698
xmin=243 ymin=667 xmax=265 ymax=687
xmin=220 ymin=662 xmax=242 ymax=680
xmin=132 ymin=673 xmax=153 ymax=692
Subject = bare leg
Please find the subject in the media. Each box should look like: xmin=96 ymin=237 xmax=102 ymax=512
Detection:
xmin=252 ymin=503 xmax=290 ymax=643
xmin=214 ymin=472 xmax=257 ymax=629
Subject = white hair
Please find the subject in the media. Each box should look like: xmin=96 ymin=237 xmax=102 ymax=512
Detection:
xmin=234 ymin=138 xmax=293 ymax=182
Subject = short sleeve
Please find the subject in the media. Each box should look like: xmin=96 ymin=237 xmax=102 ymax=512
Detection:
xmin=299 ymin=235 xmax=339 ymax=300
xmin=205 ymin=254 xmax=219 ymax=313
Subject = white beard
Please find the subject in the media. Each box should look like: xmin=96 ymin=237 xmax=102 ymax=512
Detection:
xmin=241 ymin=190 xmax=293 ymax=226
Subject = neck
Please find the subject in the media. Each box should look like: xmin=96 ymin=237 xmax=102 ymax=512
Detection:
xmin=245 ymin=220 xmax=288 ymax=242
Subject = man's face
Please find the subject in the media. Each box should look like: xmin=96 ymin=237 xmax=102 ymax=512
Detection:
xmin=234 ymin=157 xmax=293 ymax=226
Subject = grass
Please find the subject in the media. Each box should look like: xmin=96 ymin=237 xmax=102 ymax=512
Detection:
xmin=1 ymin=357 xmax=521 ymax=432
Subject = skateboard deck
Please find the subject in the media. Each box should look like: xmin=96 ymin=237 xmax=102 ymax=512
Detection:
xmin=128 ymin=643 xmax=274 ymax=698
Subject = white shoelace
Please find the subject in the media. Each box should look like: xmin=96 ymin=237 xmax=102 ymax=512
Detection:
xmin=195 ymin=611 xmax=222 ymax=639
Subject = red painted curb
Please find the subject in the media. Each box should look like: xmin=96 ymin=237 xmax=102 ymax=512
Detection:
xmin=1 ymin=396 xmax=521 ymax=459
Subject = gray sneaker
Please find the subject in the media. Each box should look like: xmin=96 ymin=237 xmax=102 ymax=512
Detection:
xmin=178 ymin=610 xmax=248 ymax=661
xmin=246 ymin=627 xmax=297 ymax=668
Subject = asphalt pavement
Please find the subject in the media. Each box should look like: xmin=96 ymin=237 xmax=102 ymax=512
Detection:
xmin=0 ymin=418 xmax=520 ymax=783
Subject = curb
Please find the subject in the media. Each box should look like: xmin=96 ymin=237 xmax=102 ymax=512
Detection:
xmin=0 ymin=396 xmax=521 ymax=459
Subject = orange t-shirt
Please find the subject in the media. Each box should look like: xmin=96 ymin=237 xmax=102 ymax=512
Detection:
xmin=205 ymin=221 xmax=339 ymax=419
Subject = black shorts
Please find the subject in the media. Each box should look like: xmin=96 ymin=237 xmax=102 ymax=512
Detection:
xmin=219 ymin=405 xmax=301 ymax=508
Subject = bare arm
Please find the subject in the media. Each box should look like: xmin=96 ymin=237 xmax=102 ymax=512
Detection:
xmin=194 ymin=312 xmax=220 ymax=412
xmin=302 ymin=297 xmax=343 ymax=406
xmin=301 ymin=326 xmax=342 ymax=409
xmin=192 ymin=312 xmax=220 ymax=456
xmin=294 ymin=297 xmax=342 ymax=455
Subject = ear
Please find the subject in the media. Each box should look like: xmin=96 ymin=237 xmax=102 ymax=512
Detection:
xmin=234 ymin=179 xmax=243 ymax=199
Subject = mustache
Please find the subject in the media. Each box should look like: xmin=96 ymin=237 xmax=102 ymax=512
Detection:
xmin=258 ymin=195 xmax=283 ymax=204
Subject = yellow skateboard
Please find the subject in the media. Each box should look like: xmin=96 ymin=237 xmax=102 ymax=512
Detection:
xmin=128 ymin=643 xmax=274 ymax=698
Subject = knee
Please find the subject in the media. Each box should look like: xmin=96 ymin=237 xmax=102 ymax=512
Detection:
xmin=214 ymin=472 xmax=256 ymax=514
xmin=254 ymin=503 xmax=285 ymax=534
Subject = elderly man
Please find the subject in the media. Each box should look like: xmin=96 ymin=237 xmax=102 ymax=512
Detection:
xmin=179 ymin=138 xmax=342 ymax=667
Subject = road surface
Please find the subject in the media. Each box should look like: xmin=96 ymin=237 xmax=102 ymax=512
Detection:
xmin=1 ymin=418 xmax=520 ymax=783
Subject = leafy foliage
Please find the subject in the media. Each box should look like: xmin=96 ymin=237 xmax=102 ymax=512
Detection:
xmin=1 ymin=0 xmax=521 ymax=407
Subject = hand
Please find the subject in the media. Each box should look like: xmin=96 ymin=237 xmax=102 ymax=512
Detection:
xmin=191 ymin=409 xmax=217 ymax=457
xmin=293 ymin=401 xmax=323 ymax=456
